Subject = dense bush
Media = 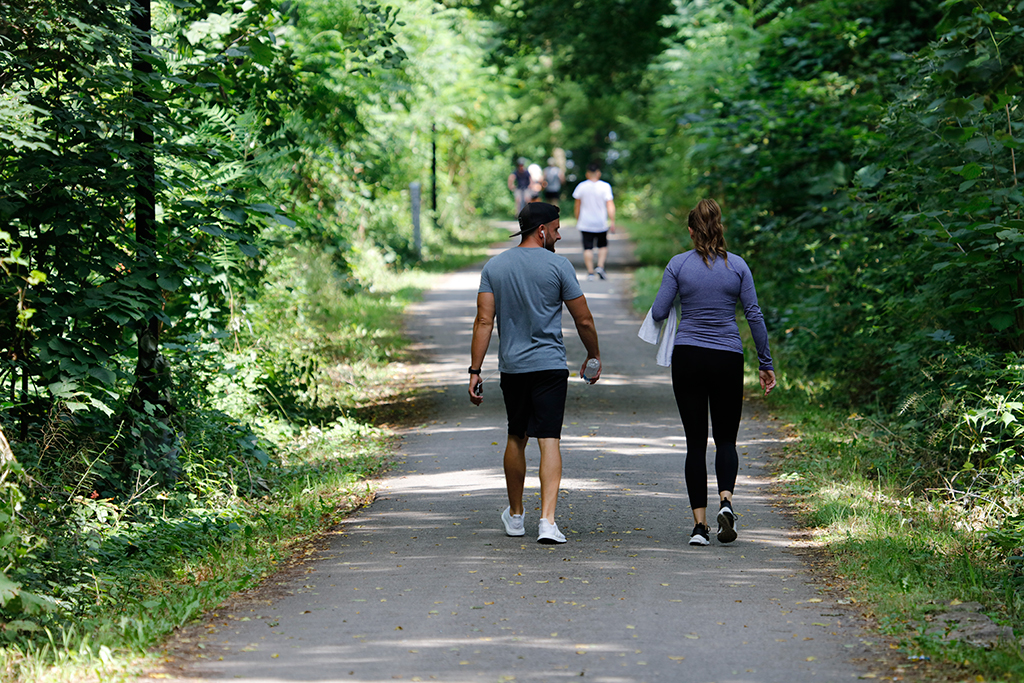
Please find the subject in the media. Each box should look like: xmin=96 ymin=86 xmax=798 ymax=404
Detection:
xmin=617 ymin=0 xmax=1024 ymax=560
xmin=0 ymin=0 xmax=508 ymax=661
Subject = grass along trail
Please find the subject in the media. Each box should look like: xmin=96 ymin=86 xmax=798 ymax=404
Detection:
xmin=147 ymin=220 xmax=898 ymax=682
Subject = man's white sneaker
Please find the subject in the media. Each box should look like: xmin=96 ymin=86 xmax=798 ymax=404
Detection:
xmin=537 ymin=519 xmax=566 ymax=544
xmin=501 ymin=507 xmax=525 ymax=536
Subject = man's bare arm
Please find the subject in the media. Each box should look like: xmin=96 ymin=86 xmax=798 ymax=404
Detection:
xmin=469 ymin=292 xmax=495 ymax=404
xmin=565 ymin=295 xmax=601 ymax=381
xmin=574 ymin=198 xmax=581 ymax=221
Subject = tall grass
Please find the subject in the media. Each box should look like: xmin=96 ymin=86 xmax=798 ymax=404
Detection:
xmin=767 ymin=393 xmax=1024 ymax=682
xmin=0 ymin=228 xmax=502 ymax=683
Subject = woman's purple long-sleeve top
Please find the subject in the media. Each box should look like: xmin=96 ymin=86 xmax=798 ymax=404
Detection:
xmin=651 ymin=251 xmax=773 ymax=370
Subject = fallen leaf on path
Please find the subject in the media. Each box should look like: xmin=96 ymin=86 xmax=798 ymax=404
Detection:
xmin=668 ymin=656 xmax=685 ymax=661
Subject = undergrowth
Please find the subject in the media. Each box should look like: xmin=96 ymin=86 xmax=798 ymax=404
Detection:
xmin=627 ymin=213 xmax=1024 ymax=680
xmin=769 ymin=395 xmax=1024 ymax=683
xmin=0 ymin=229 xmax=501 ymax=682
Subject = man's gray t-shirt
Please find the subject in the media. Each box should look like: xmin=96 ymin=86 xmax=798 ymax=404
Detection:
xmin=479 ymin=247 xmax=584 ymax=374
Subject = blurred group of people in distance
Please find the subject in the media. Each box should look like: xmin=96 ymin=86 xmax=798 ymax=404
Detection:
xmin=507 ymin=152 xmax=616 ymax=281
xmin=507 ymin=154 xmax=565 ymax=215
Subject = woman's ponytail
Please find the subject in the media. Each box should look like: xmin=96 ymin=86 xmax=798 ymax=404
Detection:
xmin=687 ymin=198 xmax=728 ymax=268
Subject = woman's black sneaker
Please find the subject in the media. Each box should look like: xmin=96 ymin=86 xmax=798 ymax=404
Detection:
xmin=688 ymin=523 xmax=710 ymax=546
xmin=717 ymin=501 xmax=737 ymax=543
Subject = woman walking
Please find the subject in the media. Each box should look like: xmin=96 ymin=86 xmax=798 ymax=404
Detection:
xmin=650 ymin=198 xmax=776 ymax=546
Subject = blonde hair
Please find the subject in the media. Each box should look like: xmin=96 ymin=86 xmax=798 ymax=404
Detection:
xmin=688 ymin=198 xmax=728 ymax=268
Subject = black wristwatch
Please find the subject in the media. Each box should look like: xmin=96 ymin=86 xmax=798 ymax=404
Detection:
xmin=468 ymin=367 xmax=481 ymax=375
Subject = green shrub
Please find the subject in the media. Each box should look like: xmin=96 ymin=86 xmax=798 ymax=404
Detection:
xmin=0 ymin=435 xmax=55 ymax=643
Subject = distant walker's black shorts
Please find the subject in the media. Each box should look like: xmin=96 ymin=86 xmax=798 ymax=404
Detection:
xmin=581 ymin=231 xmax=608 ymax=250
xmin=500 ymin=369 xmax=570 ymax=439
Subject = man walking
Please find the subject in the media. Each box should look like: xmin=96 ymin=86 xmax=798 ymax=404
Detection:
xmin=572 ymin=162 xmax=616 ymax=280
xmin=507 ymin=158 xmax=531 ymax=216
xmin=542 ymin=157 xmax=564 ymax=203
xmin=468 ymin=202 xmax=602 ymax=544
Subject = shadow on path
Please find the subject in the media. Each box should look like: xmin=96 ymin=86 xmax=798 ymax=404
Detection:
xmin=155 ymin=220 xmax=889 ymax=683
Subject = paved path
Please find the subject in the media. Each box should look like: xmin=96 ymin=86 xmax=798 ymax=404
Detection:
xmin=156 ymin=222 xmax=885 ymax=682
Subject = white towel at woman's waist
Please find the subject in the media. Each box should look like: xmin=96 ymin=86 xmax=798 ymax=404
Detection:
xmin=638 ymin=305 xmax=676 ymax=367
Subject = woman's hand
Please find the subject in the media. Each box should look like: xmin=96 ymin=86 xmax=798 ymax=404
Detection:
xmin=759 ymin=369 xmax=776 ymax=396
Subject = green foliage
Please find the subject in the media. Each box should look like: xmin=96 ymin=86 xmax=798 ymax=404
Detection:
xmin=627 ymin=0 xmax=1024 ymax=419
xmin=0 ymin=0 xmax=506 ymax=675
xmin=0 ymin=0 xmax=501 ymax=437
xmin=474 ymin=0 xmax=675 ymax=179
xmin=486 ymin=0 xmax=674 ymax=97
xmin=0 ymin=436 xmax=54 ymax=643
xmin=622 ymin=5 xmax=1024 ymax=675
xmin=770 ymin=398 xmax=1024 ymax=681
xmin=871 ymin=2 xmax=1024 ymax=354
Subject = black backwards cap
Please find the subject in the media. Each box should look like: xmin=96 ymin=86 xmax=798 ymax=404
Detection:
xmin=510 ymin=202 xmax=560 ymax=238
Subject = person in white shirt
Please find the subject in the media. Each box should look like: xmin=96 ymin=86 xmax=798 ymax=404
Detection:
xmin=572 ymin=163 xmax=616 ymax=280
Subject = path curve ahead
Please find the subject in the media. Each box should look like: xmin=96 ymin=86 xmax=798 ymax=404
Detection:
xmin=156 ymin=221 xmax=888 ymax=682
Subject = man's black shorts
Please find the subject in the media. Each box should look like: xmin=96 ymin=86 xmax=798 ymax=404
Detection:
xmin=500 ymin=369 xmax=569 ymax=439
xmin=581 ymin=231 xmax=608 ymax=250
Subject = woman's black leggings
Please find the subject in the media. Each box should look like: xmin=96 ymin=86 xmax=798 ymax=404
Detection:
xmin=671 ymin=345 xmax=744 ymax=510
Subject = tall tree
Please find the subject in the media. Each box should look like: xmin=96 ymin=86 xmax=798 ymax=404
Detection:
xmin=470 ymin=0 xmax=674 ymax=166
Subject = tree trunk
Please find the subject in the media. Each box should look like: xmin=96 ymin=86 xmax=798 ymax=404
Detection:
xmin=131 ymin=0 xmax=161 ymax=395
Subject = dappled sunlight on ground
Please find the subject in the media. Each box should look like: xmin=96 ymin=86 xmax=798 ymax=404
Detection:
xmin=164 ymin=223 xmax=873 ymax=683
